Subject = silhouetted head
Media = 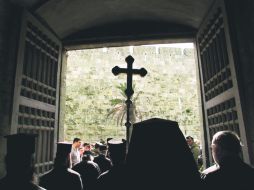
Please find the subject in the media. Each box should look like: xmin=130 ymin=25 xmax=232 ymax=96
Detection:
xmin=106 ymin=138 xmax=113 ymax=144
xmin=99 ymin=144 xmax=108 ymax=155
xmin=126 ymin=118 xmax=201 ymax=189
xmin=4 ymin=133 xmax=37 ymax=181
xmin=54 ymin=142 xmax=72 ymax=168
xmin=95 ymin=142 xmax=102 ymax=149
xmin=82 ymin=154 xmax=94 ymax=162
xmin=108 ymin=139 xmax=126 ymax=166
xmin=211 ymin=131 xmax=242 ymax=165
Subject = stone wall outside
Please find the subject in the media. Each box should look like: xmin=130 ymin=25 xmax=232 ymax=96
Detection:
xmin=65 ymin=45 xmax=202 ymax=144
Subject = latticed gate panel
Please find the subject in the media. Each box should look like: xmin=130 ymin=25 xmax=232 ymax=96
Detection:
xmin=21 ymin=21 xmax=59 ymax=105
xmin=196 ymin=1 xmax=249 ymax=164
xmin=11 ymin=11 xmax=62 ymax=175
xmin=199 ymin=10 xmax=232 ymax=102
xmin=198 ymin=8 xmax=239 ymax=139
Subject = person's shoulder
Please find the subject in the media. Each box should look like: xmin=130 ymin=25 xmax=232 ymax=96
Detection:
xmin=98 ymin=170 xmax=110 ymax=180
xmin=70 ymin=146 xmax=76 ymax=152
xmin=193 ymin=143 xmax=200 ymax=148
xmin=96 ymin=170 xmax=111 ymax=189
xmin=201 ymin=164 xmax=220 ymax=180
xmin=94 ymin=155 xmax=103 ymax=160
xmin=67 ymin=168 xmax=81 ymax=177
xmin=38 ymin=186 xmax=46 ymax=190
xmin=72 ymin=161 xmax=82 ymax=169
xmin=87 ymin=160 xmax=99 ymax=167
xmin=202 ymin=164 xmax=219 ymax=175
xmin=30 ymin=183 xmax=46 ymax=190
xmin=67 ymin=168 xmax=83 ymax=183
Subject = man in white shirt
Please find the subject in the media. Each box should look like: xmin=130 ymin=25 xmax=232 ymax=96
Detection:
xmin=71 ymin=138 xmax=82 ymax=167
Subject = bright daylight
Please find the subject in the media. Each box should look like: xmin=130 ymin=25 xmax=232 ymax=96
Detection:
xmin=64 ymin=43 xmax=201 ymax=144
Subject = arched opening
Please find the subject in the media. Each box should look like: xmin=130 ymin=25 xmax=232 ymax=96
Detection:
xmin=1 ymin=0 xmax=254 ymax=180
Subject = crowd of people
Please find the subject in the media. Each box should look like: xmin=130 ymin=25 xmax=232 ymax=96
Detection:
xmin=0 ymin=118 xmax=254 ymax=190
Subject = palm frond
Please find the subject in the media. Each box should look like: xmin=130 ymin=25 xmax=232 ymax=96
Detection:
xmin=106 ymin=104 xmax=125 ymax=117
xmin=110 ymin=98 xmax=123 ymax=106
xmin=120 ymin=111 xmax=126 ymax=126
xmin=107 ymin=82 xmax=143 ymax=127
xmin=115 ymin=107 xmax=126 ymax=126
xmin=120 ymin=91 xmax=126 ymax=98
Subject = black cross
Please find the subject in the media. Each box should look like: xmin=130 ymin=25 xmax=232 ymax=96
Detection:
xmin=112 ymin=55 xmax=147 ymax=145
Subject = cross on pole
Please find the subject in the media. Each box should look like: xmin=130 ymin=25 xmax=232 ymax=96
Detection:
xmin=112 ymin=55 xmax=147 ymax=146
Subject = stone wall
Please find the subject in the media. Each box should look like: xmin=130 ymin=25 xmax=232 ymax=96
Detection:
xmin=65 ymin=45 xmax=202 ymax=143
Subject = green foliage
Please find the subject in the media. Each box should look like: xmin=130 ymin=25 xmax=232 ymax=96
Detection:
xmin=106 ymin=83 xmax=143 ymax=127
xmin=64 ymin=46 xmax=201 ymax=143
xmin=110 ymin=98 xmax=123 ymax=106
xmin=116 ymin=83 xmax=128 ymax=98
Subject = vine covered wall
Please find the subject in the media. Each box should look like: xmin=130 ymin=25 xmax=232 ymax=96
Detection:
xmin=64 ymin=45 xmax=201 ymax=144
